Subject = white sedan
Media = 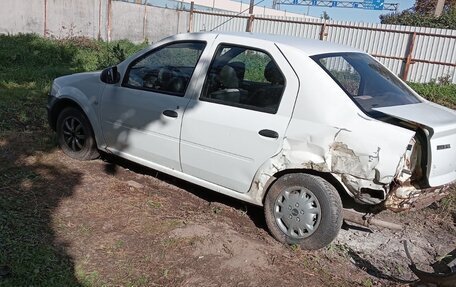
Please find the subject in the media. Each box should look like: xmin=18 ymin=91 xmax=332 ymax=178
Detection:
xmin=47 ymin=32 xmax=456 ymax=249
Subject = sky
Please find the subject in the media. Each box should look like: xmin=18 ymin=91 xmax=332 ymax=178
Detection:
xmin=236 ymin=0 xmax=416 ymax=22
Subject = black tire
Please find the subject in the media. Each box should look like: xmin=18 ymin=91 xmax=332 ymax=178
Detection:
xmin=264 ymin=173 xmax=342 ymax=250
xmin=56 ymin=107 xmax=99 ymax=160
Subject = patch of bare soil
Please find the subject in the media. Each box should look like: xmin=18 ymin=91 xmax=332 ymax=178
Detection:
xmin=336 ymin=209 xmax=455 ymax=284
xmin=2 ymin=133 xmax=455 ymax=286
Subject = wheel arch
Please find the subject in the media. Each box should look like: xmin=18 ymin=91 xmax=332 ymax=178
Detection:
xmin=260 ymin=169 xmax=349 ymax=205
xmin=49 ymin=98 xmax=82 ymax=130
xmin=262 ymin=170 xmax=344 ymax=249
xmin=50 ymin=97 xmax=104 ymax=148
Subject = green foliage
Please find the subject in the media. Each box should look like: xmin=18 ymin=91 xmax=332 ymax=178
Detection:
xmin=230 ymin=52 xmax=271 ymax=83
xmin=320 ymin=11 xmax=331 ymax=20
xmin=413 ymin=0 xmax=456 ymax=14
xmin=327 ymin=69 xmax=361 ymax=96
xmin=380 ymin=8 xmax=456 ymax=29
xmin=139 ymin=44 xmax=203 ymax=67
xmin=0 ymin=34 xmax=147 ymax=89
xmin=409 ymin=81 xmax=456 ymax=109
xmin=362 ymin=278 xmax=374 ymax=287
xmin=0 ymin=34 xmax=147 ymax=132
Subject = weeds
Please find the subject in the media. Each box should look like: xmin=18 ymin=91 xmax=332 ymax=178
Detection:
xmin=327 ymin=243 xmax=350 ymax=257
xmin=409 ymin=81 xmax=456 ymax=109
xmin=431 ymin=186 xmax=456 ymax=225
xmin=212 ymin=206 xmax=223 ymax=214
xmin=146 ymin=199 xmax=162 ymax=209
xmin=75 ymin=266 xmax=102 ymax=287
xmin=0 ymin=34 xmax=146 ymax=132
xmin=362 ymin=277 xmax=374 ymax=287
xmin=290 ymin=243 xmax=300 ymax=252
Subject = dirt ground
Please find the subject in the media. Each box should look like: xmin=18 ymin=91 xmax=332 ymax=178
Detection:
xmin=1 ymin=131 xmax=455 ymax=286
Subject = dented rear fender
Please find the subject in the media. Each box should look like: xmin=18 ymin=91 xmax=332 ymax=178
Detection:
xmin=249 ymin=116 xmax=416 ymax=206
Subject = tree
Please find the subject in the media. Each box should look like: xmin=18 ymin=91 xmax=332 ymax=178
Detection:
xmin=414 ymin=0 xmax=456 ymax=14
xmin=380 ymin=0 xmax=456 ymax=29
xmin=320 ymin=11 xmax=330 ymax=20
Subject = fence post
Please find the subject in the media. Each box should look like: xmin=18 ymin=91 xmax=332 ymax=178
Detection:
xmin=319 ymin=20 xmax=327 ymax=40
xmin=245 ymin=0 xmax=255 ymax=32
xmin=188 ymin=1 xmax=194 ymax=33
xmin=43 ymin=0 xmax=48 ymax=37
xmin=143 ymin=3 xmax=147 ymax=41
xmin=402 ymin=32 xmax=416 ymax=81
xmin=98 ymin=0 xmax=102 ymax=40
xmin=107 ymin=0 xmax=112 ymax=42
xmin=246 ymin=15 xmax=255 ymax=32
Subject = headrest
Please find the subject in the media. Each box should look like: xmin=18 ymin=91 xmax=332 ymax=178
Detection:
xmin=219 ymin=65 xmax=239 ymax=89
xmin=227 ymin=61 xmax=245 ymax=81
xmin=264 ymin=61 xmax=284 ymax=85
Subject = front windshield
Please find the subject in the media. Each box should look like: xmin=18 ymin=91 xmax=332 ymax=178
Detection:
xmin=312 ymin=53 xmax=421 ymax=115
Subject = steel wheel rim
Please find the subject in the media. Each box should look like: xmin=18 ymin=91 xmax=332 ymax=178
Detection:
xmin=274 ymin=187 xmax=321 ymax=239
xmin=62 ymin=116 xmax=86 ymax=152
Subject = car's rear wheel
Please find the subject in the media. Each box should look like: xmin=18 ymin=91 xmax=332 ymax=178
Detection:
xmin=56 ymin=107 xmax=99 ymax=160
xmin=264 ymin=173 xmax=343 ymax=250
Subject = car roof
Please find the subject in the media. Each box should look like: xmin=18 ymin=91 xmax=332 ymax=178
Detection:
xmin=187 ymin=32 xmax=363 ymax=56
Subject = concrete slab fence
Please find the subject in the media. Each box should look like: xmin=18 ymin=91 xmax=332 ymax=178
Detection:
xmin=1 ymin=0 xmax=455 ymax=83
xmin=0 ymin=0 xmax=188 ymax=44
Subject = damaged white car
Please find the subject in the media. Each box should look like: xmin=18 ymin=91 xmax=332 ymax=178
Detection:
xmin=47 ymin=32 xmax=456 ymax=250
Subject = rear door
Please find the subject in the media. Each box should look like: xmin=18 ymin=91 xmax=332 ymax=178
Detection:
xmin=180 ymin=38 xmax=299 ymax=192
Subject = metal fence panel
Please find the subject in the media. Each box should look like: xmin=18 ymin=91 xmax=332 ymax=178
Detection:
xmin=193 ymin=11 xmax=247 ymax=32
xmin=191 ymin=10 xmax=456 ymax=84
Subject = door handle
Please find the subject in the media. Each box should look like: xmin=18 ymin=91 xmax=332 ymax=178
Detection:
xmin=162 ymin=110 xmax=178 ymax=118
xmin=259 ymin=129 xmax=279 ymax=139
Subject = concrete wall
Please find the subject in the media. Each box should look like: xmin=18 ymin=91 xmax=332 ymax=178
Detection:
xmin=0 ymin=0 xmax=188 ymax=43
xmin=111 ymin=1 xmax=145 ymax=42
xmin=46 ymin=0 xmax=107 ymax=39
xmin=0 ymin=0 xmax=45 ymax=35
xmin=144 ymin=5 xmax=188 ymax=43
xmin=110 ymin=1 xmax=188 ymax=43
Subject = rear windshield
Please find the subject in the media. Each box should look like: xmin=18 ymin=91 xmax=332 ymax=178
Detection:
xmin=312 ymin=53 xmax=420 ymax=116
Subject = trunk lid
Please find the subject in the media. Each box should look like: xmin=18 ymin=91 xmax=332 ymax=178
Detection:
xmin=374 ymin=102 xmax=456 ymax=187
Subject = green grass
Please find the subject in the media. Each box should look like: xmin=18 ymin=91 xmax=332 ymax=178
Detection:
xmin=0 ymin=34 xmax=147 ymax=132
xmin=409 ymin=82 xmax=456 ymax=109
xmin=0 ymin=34 xmax=146 ymax=287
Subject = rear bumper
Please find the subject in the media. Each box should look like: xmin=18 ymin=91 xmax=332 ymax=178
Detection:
xmin=385 ymin=182 xmax=452 ymax=212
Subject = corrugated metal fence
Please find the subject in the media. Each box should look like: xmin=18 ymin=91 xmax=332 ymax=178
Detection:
xmin=191 ymin=9 xmax=456 ymax=84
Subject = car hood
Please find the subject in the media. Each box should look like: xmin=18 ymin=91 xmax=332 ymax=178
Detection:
xmin=374 ymin=102 xmax=456 ymax=187
xmin=54 ymin=71 xmax=102 ymax=89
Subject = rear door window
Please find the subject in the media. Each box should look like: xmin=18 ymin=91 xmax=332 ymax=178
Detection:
xmin=200 ymin=44 xmax=285 ymax=114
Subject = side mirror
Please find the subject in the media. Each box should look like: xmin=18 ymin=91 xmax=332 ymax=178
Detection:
xmin=100 ymin=66 xmax=121 ymax=84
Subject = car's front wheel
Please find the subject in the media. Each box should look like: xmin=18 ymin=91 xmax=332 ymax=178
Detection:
xmin=264 ymin=173 xmax=343 ymax=250
xmin=56 ymin=107 xmax=99 ymax=160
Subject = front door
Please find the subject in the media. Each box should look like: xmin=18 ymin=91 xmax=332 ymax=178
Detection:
xmin=100 ymin=41 xmax=206 ymax=170
xmin=180 ymin=39 xmax=299 ymax=192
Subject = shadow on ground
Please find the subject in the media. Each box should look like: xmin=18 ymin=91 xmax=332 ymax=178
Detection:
xmin=101 ymin=152 xmax=267 ymax=230
xmin=0 ymin=132 xmax=83 ymax=286
xmin=0 ymin=34 xmax=91 ymax=286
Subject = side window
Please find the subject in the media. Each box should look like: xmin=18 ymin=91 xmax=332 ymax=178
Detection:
xmin=318 ymin=56 xmax=361 ymax=96
xmin=124 ymin=42 xmax=206 ymax=96
xmin=200 ymin=44 xmax=285 ymax=113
